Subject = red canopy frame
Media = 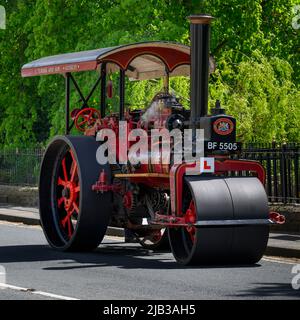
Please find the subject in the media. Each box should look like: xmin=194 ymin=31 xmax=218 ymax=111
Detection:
xmin=21 ymin=42 xmax=190 ymax=78
xmin=21 ymin=42 xmax=191 ymax=134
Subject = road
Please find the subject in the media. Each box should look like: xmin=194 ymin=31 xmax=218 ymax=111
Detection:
xmin=0 ymin=221 xmax=299 ymax=300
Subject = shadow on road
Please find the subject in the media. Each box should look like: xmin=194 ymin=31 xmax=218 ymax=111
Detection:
xmin=0 ymin=243 xmax=262 ymax=271
xmin=234 ymin=282 xmax=300 ymax=299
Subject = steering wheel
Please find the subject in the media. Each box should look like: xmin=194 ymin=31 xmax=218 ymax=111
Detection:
xmin=74 ymin=108 xmax=101 ymax=132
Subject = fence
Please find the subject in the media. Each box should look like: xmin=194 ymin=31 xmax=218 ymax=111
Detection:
xmin=241 ymin=142 xmax=299 ymax=204
xmin=0 ymin=143 xmax=299 ymax=204
xmin=0 ymin=148 xmax=44 ymax=186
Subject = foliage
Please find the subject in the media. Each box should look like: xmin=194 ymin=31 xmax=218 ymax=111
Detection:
xmin=0 ymin=0 xmax=299 ymax=147
xmin=210 ymin=50 xmax=300 ymax=142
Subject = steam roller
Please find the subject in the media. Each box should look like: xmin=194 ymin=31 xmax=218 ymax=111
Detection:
xmin=22 ymin=13 xmax=285 ymax=266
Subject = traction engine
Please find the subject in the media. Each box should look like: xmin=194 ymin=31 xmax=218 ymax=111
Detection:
xmin=21 ymin=15 xmax=284 ymax=265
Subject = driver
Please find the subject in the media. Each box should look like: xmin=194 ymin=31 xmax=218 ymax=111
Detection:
xmin=141 ymin=92 xmax=183 ymax=126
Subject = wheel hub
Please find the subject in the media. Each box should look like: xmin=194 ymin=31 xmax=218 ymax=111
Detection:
xmin=184 ymin=200 xmax=196 ymax=243
xmin=62 ymin=187 xmax=70 ymax=199
xmin=62 ymin=181 xmax=78 ymax=210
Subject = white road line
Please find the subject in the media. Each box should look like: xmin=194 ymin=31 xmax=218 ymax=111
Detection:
xmin=262 ymin=256 xmax=299 ymax=265
xmin=0 ymin=283 xmax=79 ymax=300
xmin=32 ymin=290 xmax=79 ymax=300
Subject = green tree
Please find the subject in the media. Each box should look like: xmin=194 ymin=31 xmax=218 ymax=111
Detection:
xmin=0 ymin=0 xmax=299 ymax=147
xmin=210 ymin=50 xmax=300 ymax=142
xmin=0 ymin=0 xmax=46 ymax=147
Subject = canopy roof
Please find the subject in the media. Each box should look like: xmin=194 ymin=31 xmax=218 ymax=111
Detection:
xmin=21 ymin=42 xmax=190 ymax=80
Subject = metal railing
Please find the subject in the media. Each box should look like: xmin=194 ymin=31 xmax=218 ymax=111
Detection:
xmin=0 ymin=142 xmax=299 ymax=203
xmin=0 ymin=148 xmax=44 ymax=186
xmin=241 ymin=142 xmax=299 ymax=204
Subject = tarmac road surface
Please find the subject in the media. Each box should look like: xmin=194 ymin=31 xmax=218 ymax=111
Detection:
xmin=0 ymin=221 xmax=299 ymax=300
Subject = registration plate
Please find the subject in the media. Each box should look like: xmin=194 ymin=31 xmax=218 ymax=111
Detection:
xmin=205 ymin=141 xmax=242 ymax=152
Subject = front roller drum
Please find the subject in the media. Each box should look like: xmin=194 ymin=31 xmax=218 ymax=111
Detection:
xmin=39 ymin=135 xmax=112 ymax=251
xmin=168 ymin=176 xmax=269 ymax=265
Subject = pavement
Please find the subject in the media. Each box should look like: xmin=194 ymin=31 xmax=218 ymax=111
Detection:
xmin=0 ymin=221 xmax=299 ymax=300
xmin=0 ymin=205 xmax=299 ymax=259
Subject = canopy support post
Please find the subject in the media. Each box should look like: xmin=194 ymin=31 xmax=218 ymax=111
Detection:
xmin=100 ymin=63 xmax=107 ymax=117
xmin=65 ymin=73 xmax=71 ymax=135
xmin=163 ymin=68 xmax=169 ymax=93
xmin=119 ymin=69 xmax=125 ymax=120
xmin=69 ymin=74 xmax=88 ymax=108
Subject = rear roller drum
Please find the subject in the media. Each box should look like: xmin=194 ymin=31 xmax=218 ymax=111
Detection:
xmin=168 ymin=176 xmax=269 ymax=265
xmin=39 ymin=135 xmax=112 ymax=251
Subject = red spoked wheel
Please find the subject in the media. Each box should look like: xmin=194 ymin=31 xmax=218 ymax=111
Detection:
xmin=74 ymin=108 xmax=101 ymax=132
xmin=56 ymin=149 xmax=80 ymax=240
xmin=39 ymin=136 xmax=112 ymax=251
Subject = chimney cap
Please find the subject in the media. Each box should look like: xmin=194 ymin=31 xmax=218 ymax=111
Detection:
xmin=188 ymin=14 xmax=214 ymax=24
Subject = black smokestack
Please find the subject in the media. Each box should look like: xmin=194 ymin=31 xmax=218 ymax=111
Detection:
xmin=189 ymin=15 xmax=213 ymax=129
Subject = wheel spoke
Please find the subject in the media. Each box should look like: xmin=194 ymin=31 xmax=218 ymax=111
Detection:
xmin=78 ymin=118 xmax=88 ymax=126
xmin=57 ymin=177 xmax=67 ymax=187
xmin=73 ymin=201 xmax=79 ymax=214
xmin=67 ymin=218 xmax=73 ymax=238
xmin=57 ymin=197 xmax=64 ymax=208
xmin=62 ymin=158 xmax=68 ymax=181
xmin=69 ymin=151 xmax=78 ymax=182
xmin=74 ymin=185 xmax=80 ymax=193
xmin=61 ymin=210 xmax=73 ymax=233
xmin=61 ymin=215 xmax=68 ymax=228
xmin=70 ymin=163 xmax=77 ymax=182
xmin=69 ymin=150 xmax=76 ymax=163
